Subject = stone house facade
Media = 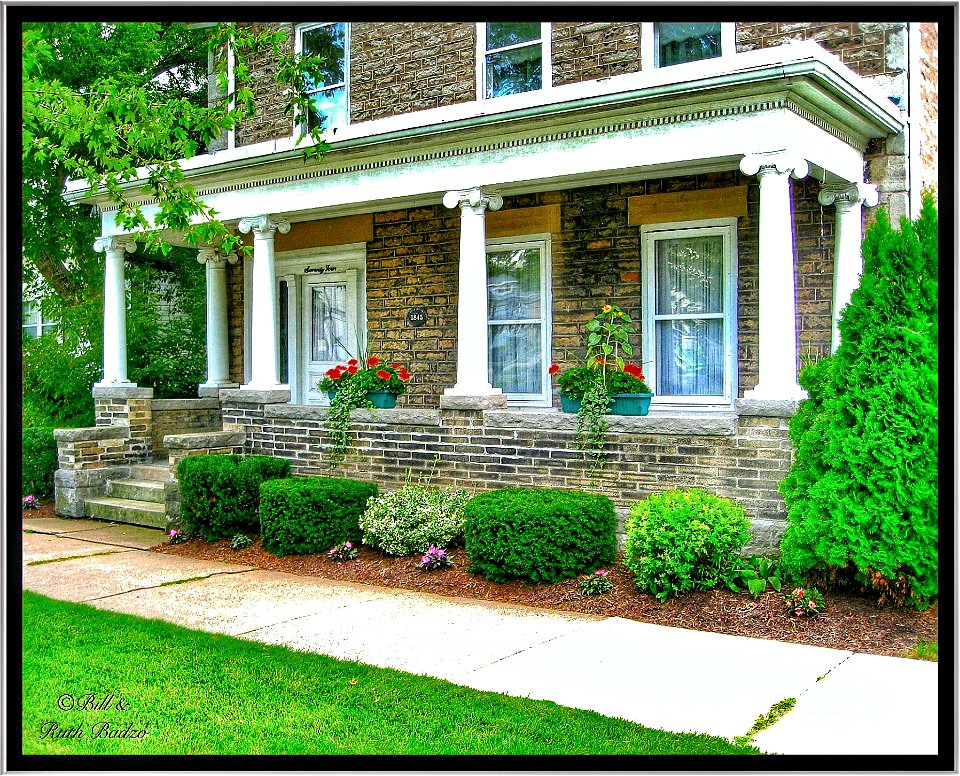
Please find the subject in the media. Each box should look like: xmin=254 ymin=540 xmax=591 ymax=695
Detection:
xmin=59 ymin=20 xmax=938 ymax=548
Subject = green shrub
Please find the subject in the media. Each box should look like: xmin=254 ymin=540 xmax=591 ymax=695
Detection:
xmin=624 ymin=489 xmax=751 ymax=601
xmin=259 ymin=477 xmax=378 ymax=557
xmin=176 ymin=454 xmax=290 ymax=541
xmin=360 ymin=485 xmax=471 ymax=555
xmin=779 ymin=196 xmax=938 ymax=609
xmin=22 ymin=427 xmax=58 ymax=497
xmin=463 ymin=488 xmax=617 ymax=583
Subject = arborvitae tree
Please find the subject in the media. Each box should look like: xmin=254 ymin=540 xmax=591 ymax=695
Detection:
xmin=779 ymin=194 xmax=938 ymax=608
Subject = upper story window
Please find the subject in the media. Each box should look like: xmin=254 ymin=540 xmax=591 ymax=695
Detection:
xmin=641 ymin=219 xmax=737 ymax=404
xmin=298 ymin=22 xmax=349 ymax=133
xmin=480 ymin=23 xmax=550 ymax=99
xmin=654 ymin=23 xmax=722 ymax=67
xmin=22 ymin=301 xmax=57 ymax=340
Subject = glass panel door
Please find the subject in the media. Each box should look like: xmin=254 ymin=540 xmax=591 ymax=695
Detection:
xmin=301 ymin=277 xmax=357 ymax=404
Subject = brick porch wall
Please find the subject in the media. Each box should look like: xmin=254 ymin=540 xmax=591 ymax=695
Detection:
xmin=221 ymin=397 xmax=793 ymax=552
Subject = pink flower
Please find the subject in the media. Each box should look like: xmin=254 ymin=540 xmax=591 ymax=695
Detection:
xmin=344 ymin=542 xmax=352 ymax=549
xmin=595 ymin=569 xmax=607 ymax=576
xmin=792 ymin=587 xmax=804 ymax=597
xmin=808 ymin=600 xmax=817 ymax=608
xmin=794 ymin=607 xmax=804 ymax=616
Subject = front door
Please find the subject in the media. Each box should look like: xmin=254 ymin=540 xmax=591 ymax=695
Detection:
xmin=301 ymin=275 xmax=359 ymax=404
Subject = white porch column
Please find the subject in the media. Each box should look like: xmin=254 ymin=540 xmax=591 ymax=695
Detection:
xmin=93 ymin=235 xmax=137 ymax=387
xmin=739 ymin=151 xmax=809 ymax=401
xmin=442 ymin=187 xmax=503 ymax=396
xmin=818 ymin=182 xmax=879 ymax=352
xmin=197 ymin=246 xmax=239 ymax=389
xmin=237 ymin=215 xmax=290 ymax=389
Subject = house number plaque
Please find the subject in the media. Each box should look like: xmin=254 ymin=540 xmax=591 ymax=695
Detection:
xmin=406 ymin=307 xmax=427 ymax=327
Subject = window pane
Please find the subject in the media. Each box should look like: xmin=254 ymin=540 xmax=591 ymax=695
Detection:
xmin=489 ymin=323 xmax=542 ymax=394
xmin=656 ymin=319 xmax=724 ymax=395
xmin=278 ymin=281 xmax=289 ymax=384
xmin=486 ymin=22 xmax=541 ymax=49
xmin=655 ymin=235 xmax=723 ymax=315
xmin=303 ymin=23 xmax=345 ymax=88
xmin=487 ymin=247 xmax=541 ymax=321
xmin=657 ymin=22 xmax=721 ymax=67
xmin=311 ymin=285 xmax=349 ymax=362
xmin=485 ymin=45 xmax=542 ymax=97
xmin=40 ymin=323 xmax=57 ymax=337
xmin=307 ymin=85 xmax=347 ymax=131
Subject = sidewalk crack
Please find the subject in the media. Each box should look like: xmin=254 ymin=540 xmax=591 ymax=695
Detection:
xmin=82 ymin=568 xmax=257 ymax=602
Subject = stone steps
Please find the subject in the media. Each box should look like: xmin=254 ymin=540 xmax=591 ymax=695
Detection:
xmin=84 ymin=496 xmax=167 ymax=530
xmin=107 ymin=478 xmax=166 ymax=503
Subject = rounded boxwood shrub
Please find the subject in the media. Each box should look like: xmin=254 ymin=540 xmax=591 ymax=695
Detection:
xmin=624 ymin=488 xmax=751 ymax=601
xmin=176 ymin=454 xmax=290 ymax=541
xmin=463 ymin=488 xmax=617 ymax=583
xmin=360 ymin=485 xmax=471 ymax=555
xmin=22 ymin=427 xmax=57 ymax=497
xmin=260 ymin=476 xmax=378 ymax=557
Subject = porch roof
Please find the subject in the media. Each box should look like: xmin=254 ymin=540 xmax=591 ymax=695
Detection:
xmin=65 ymin=40 xmax=903 ymax=237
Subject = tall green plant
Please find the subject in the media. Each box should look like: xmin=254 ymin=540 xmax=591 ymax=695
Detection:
xmin=779 ymin=195 xmax=938 ymax=608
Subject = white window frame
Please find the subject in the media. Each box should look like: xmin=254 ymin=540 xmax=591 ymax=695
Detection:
xmin=640 ymin=22 xmax=735 ymax=71
xmin=477 ymin=22 xmax=552 ymax=101
xmin=21 ymin=301 xmax=57 ymax=339
xmin=485 ymin=233 xmax=553 ymax=407
xmin=295 ymin=22 xmax=350 ymax=135
xmin=641 ymin=217 xmax=738 ymax=406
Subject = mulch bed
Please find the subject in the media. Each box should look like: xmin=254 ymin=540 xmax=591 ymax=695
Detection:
xmin=153 ymin=532 xmax=938 ymax=660
xmin=24 ymin=497 xmax=936 ymax=659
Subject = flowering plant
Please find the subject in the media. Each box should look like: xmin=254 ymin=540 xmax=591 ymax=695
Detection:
xmin=318 ymin=357 xmax=411 ymax=396
xmin=416 ymin=545 xmax=454 ymax=572
xmin=784 ymin=586 xmax=825 ymax=617
xmin=22 ymin=494 xmax=40 ymax=510
xmin=579 ymin=568 xmax=614 ymax=596
xmin=168 ymin=528 xmax=188 ymax=545
xmin=327 ymin=541 xmax=358 ymax=562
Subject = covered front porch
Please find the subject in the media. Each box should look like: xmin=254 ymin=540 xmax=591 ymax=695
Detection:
xmin=57 ymin=41 xmax=902 ymax=545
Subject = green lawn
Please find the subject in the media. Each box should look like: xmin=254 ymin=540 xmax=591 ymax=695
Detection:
xmin=21 ymin=591 xmax=758 ymax=756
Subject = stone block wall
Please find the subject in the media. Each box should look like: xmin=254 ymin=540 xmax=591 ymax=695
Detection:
xmin=350 ymin=23 xmax=475 ymax=123
xmin=151 ymin=399 xmax=223 ymax=458
xmin=219 ymin=395 xmax=794 ymax=551
xmin=235 ymin=23 xmax=295 ymax=147
xmin=918 ymin=22 xmax=938 ymax=199
xmin=94 ymin=387 xmax=154 ymax=462
xmin=551 ymin=22 xmax=642 ymax=86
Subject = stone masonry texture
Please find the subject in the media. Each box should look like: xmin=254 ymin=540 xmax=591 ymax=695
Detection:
xmin=551 ymin=23 xmax=642 ymax=85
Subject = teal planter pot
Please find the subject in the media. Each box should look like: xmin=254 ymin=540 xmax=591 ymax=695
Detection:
xmin=367 ymin=391 xmax=398 ymax=409
xmin=326 ymin=389 xmax=398 ymax=409
xmin=559 ymin=393 xmax=653 ymax=416
xmin=609 ymin=393 xmax=654 ymax=416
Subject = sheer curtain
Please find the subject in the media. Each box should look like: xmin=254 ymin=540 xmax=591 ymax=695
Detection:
xmin=311 ymin=285 xmax=349 ymax=363
xmin=654 ymin=236 xmax=725 ymax=396
xmin=487 ymin=246 xmax=543 ymax=396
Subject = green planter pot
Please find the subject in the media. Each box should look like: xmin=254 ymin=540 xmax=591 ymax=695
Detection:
xmin=326 ymin=389 xmax=398 ymax=409
xmin=367 ymin=391 xmax=398 ymax=409
xmin=559 ymin=393 xmax=654 ymax=415
xmin=609 ymin=393 xmax=654 ymax=416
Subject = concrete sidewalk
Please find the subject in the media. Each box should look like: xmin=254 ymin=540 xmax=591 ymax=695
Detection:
xmin=21 ymin=517 xmax=939 ymax=755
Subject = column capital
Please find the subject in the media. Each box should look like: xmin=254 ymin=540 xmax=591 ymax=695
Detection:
xmin=93 ymin=236 xmax=137 ymax=255
xmin=818 ymin=182 xmax=880 ymax=209
xmin=197 ymin=246 xmax=239 ymax=267
xmin=442 ymin=187 xmax=504 ymax=214
xmin=237 ymin=215 xmax=291 ymax=237
xmin=740 ymin=151 xmax=809 ymax=181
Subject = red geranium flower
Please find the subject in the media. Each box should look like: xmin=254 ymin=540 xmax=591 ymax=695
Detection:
xmin=548 ymin=364 xmax=559 ymax=375
xmin=376 ymin=369 xmax=392 ymax=381
xmin=390 ymin=363 xmax=401 ymax=369
xmin=624 ymin=364 xmax=645 ymax=380
xmin=398 ymin=368 xmax=411 ymax=381
xmin=325 ymin=368 xmax=341 ymax=380
xmin=346 ymin=365 xmax=358 ymax=375
xmin=367 ymin=356 xmax=379 ymax=367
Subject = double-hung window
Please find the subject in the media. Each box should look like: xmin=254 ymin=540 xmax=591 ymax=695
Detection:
xmin=642 ymin=220 xmax=737 ymax=404
xmin=22 ymin=301 xmax=56 ymax=340
xmin=298 ymin=22 xmax=349 ymax=133
xmin=486 ymin=236 xmax=552 ymax=405
xmin=480 ymin=23 xmax=550 ymax=99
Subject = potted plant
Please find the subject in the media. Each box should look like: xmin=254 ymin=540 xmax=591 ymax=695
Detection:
xmin=317 ymin=356 xmax=411 ymax=463
xmin=549 ymin=304 xmax=653 ymax=472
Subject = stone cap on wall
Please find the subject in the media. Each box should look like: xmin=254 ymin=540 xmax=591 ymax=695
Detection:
xmin=265 ymin=403 xmax=442 ymax=427
xmin=735 ymin=399 xmax=800 ymax=418
xmin=152 ymin=398 xmax=221 ymax=411
xmin=439 ymin=394 xmax=509 ymax=411
xmin=164 ymin=431 xmax=247 ymax=450
xmin=220 ymin=388 xmax=292 ymax=405
xmin=92 ymin=386 xmax=154 ymax=399
xmin=483 ymin=410 xmax=738 ymax=436
xmin=54 ymin=425 xmax=131 ymax=442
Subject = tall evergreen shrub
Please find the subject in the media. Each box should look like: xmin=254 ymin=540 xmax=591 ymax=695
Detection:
xmin=779 ymin=195 xmax=938 ymax=608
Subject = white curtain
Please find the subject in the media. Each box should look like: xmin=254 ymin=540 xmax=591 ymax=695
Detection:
xmin=655 ymin=236 xmax=725 ymax=396
xmin=311 ymin=284 xmax=349 ymax=363
xmin=487 ymin=247 xmax=543 ymax=395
